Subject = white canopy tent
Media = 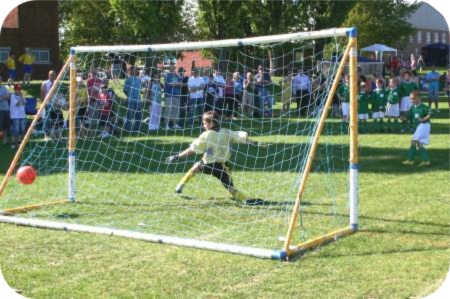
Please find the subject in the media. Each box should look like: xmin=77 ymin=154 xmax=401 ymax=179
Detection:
xmin=360 ymin=44 xmax=397 ymax=61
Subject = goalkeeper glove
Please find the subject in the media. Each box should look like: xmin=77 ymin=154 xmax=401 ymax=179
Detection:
xmin=166 ymin=154 xmax=180 ymax=164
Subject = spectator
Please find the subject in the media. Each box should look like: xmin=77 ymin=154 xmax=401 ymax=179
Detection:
xmin=425 ymin=65 xmax=441 ymax=112
xmin=337 ymin=74 xmax=350 ymax=133
xmin=98 ymin=89 xmax=117 ymax=138
xmin=149 ymin=72 xmax=163 ymax=131
xmin=292 ymin=69 xmax=312 ymax=117
xmin=177 ymin=67 xmax=189 ymax=128
xmin=213 ymin=69 xmax=226 ymax=115
xmin=123 ymin=66 xmax=143 ymax=132
xmin=281 ymin=72 xmax=293 ymax=116
xmin=231 ymin=71 xmax=243 ymax=120
xmin=81 ymin=69 xmax=106 ymax=137
xmin=111 ymin=54 xmax=122 ymax=84
xmin=417 ymin=55 xmax=425 ymax=72
xmin=242 ymin=71 xmax=255 ymax=117
xmin=18 ymin=48 xmax=34 ymax=87
xmin=41 ymin=70 xmax=65 ymax=140
xmin=446 ymin=69 xmax=450 ymax=108
xmin=0 ymin=75 xmax=11 ymax=145
xmin=187 ymin=68 xmax=205 ymax=127
xmin=205 ymin=73 xmax=216 ymax=113
xmin=410 ymin=54 xmax=417 ymax=71
xmin=9 ymin=84 xmax=27 ymax=149
xmin=224 ymin=73 xmax=234 ymax=120
xmin=5 ymin=53 xmax=16 ymax=86
xmin=164 ymin=63 xmax=182 ymax=129
xmin=254 ymin=65 xmax=273 ymax=118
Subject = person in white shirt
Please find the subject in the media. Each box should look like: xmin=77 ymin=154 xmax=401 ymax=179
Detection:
xmin=10 ymin=84 xmax=27 ymax=149
xmin=187 ymin=68 xmax=206 ymax=126
xmin=292 ymin=69 xmax=312 ymax=117
xmin=213 ymin=69 xmax=226 ymax=114
xmin=0 ymin=75 xmax=12 ymax=145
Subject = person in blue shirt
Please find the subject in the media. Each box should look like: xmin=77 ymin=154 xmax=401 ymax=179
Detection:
xmin=123 ymin=66 xmax=143 ymax=131
xmin=164 ymin=63 xmax=182 ymax=129
xmin=425 ymin=65 xmax=441 ymax=113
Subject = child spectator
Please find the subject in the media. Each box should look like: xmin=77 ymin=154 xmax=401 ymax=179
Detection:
xmin=402 ymin=90 xmax=431 ymax=166
xmin=371 ymin=78 xmax=387 ymax=132
xmin=337 ymin=74 xmax=350 ymax=133
xmin=385 ymin=77 xmax=400 ymax=133
xmin=123 ymin=66 xmax=143 ymax=132
xmin=98 ymin=89 xmax=116 ymax=138
xmin=399 ymin=70 xmax=418 ymax=133
xmin=224 ymin=73 xmax=235 ymax=120
xmin=205 ymin=73 xmax=216 ymax=113
xmin=149 ymin=72 xmax=163 ymax=131
xmin=281 ymin=72 xmax=293 ymax=116
xmin=0 ymin=76 xmax=12 ymax=145
xmin=231 ymin=72 xmax=243 ymax=120
xmin=6 ymin=53 xmax=16 ymax=86
xmin=357 ymin=82 xmax=370 ymax=133
xmin=242 ymin=71 xmax=255 ymax=117
xmin=9 ymin=84 xmax=27 ymax=149
xmin=166 ymin=111 xmax=263 ymax=205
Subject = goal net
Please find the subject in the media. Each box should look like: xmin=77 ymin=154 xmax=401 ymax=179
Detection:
xmin=0 ymin=28 xmax=359 ymax=259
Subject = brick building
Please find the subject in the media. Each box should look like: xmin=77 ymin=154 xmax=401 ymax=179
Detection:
xmin=0 ymin=0 xmax=60 ymax=81
xmin=399 ymin=2 xmax=449 ymax=65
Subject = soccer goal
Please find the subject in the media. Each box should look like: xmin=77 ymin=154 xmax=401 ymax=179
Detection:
xmin=0 ymin=28 xmax=359 ymax=260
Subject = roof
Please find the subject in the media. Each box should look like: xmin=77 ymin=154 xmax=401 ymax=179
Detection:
xmin=361 ymin=44 xmax=397 ymax=52
xmin=407 ymin=2 xmax=449 ymax=31
xmin=422 ymin=42 xmax=450 ymax=50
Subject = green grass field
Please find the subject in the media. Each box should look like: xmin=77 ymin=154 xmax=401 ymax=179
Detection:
xmin=0 ymin=81 xmax=449 ymax=298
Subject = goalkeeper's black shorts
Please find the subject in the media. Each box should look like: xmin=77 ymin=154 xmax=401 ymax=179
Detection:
xmin=198 ymin=161 xmax=233 ymax=189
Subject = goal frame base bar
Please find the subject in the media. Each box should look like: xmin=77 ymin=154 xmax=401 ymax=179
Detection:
xmin=0 ymin=215 xmax=355 ymax=260
xmin=0 ymin=200 xmax=69 ymax=216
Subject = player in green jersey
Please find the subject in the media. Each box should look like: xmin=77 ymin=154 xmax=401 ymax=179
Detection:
xmin=358 ymin=82 xmax=370 ymax=133
xmin=402 ymin=90 xmax=431 ymax=166
xmin=385 ymin=77 xmax=400 ymax=132
xmin=399 ymin=70 xmax=418 ymax=133
xmin=337 ymin=74 xmax=350 ymax=134
xmin=371 ymin=78 xmax=387 ymax=132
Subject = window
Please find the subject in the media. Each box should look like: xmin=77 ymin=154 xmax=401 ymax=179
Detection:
xmin=417 ymin=31 xmax=422 ymax=43
xmin=434 ymin=32 xmax=439 ymax=43
xmin=29 ymin=48 xmax=50 ymax=64
xmin=409 ymin=35 xmax=414 ymax=43
xmin=0 ymin=47 xmax=11 ymax=63
xmin=426 ymin=32 xmax=431 ymax=43
xmin=443 ymin=33 xmax=447 ymax=44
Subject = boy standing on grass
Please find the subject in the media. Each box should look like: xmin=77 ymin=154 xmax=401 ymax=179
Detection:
xmin=9 ymin=84 xmax=27 ymax=149
xmin=371 ymin=78 xmax=386 ymax=132
xmin=337 ymin=74 xmax=350 ymax=134
xmin=385 ymin=77 xmax=400 ymax=133
xmin=402 ymin=90 xmax=431 ymax=166
xmin=357 ymin=82 xmax=370 ymax=134
xmin=166 ymin=111 xmax=263 ymax=205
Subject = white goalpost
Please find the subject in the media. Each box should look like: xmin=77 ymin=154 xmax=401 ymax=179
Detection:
xmin=0 ymin=28 xmax=359 ymax=260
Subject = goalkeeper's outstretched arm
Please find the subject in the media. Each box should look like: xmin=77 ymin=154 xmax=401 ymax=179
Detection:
xmin=166 ymin=148 xmax=194 ymax=163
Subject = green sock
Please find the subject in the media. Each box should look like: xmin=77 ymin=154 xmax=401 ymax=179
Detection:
xmin=408 ymin=145 xmax=416 ymax=160
xmin=419 ymin=147 xmax=429 ymax=161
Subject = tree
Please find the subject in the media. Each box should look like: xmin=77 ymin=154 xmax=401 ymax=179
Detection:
xmin=343 ymin=0 xmax=419 ymax=49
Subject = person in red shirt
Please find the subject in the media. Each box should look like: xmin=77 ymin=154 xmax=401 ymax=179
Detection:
xmin=98 ymin=89 xmax=116 ymax=138
xmin=81 ymin=69 xmax=108 ymax=137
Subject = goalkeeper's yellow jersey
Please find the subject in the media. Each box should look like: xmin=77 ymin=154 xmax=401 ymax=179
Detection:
xmin=190 ymin=128 xmax=248 ymax=164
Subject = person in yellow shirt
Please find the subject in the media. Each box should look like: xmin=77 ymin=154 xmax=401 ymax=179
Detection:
xmin=166 ymin=111 xmax=264 ymax=205
xmin=18 ymin=48 xmax=35 ymax=86
xmin=5 ymin=53 xmax=16 ymax=86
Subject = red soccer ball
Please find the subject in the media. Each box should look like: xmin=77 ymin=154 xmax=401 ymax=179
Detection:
xmin=16 ymin=166 xmax=37 ymax=185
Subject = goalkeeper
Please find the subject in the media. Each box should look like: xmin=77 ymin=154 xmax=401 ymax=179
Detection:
xmin=166 ymin=111 xmax=263 ymax=205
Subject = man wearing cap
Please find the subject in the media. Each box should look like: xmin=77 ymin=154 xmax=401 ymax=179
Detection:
xmin=0 ymin=75 xmax=12 ymax=145
xmin=18 ymin=48 xmax=35 ymax=87
xmin=187 ymin=68 xmax=205 ymax=126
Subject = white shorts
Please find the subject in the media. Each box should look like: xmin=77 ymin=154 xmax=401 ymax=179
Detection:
xmin=400 ymin=96 xmax=412 ymax=112
xmin=358 ymin=114 xmax=369 ymax=120
xmin=412 ymin=122 xmax=430 ymax=145
xmin=372 ymin=111 xmax=384 ymax=119
xmin=341 ymin=102 xmax=350 ymax=117
xmin=385 ymin=103 xmax=399 ymax=117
